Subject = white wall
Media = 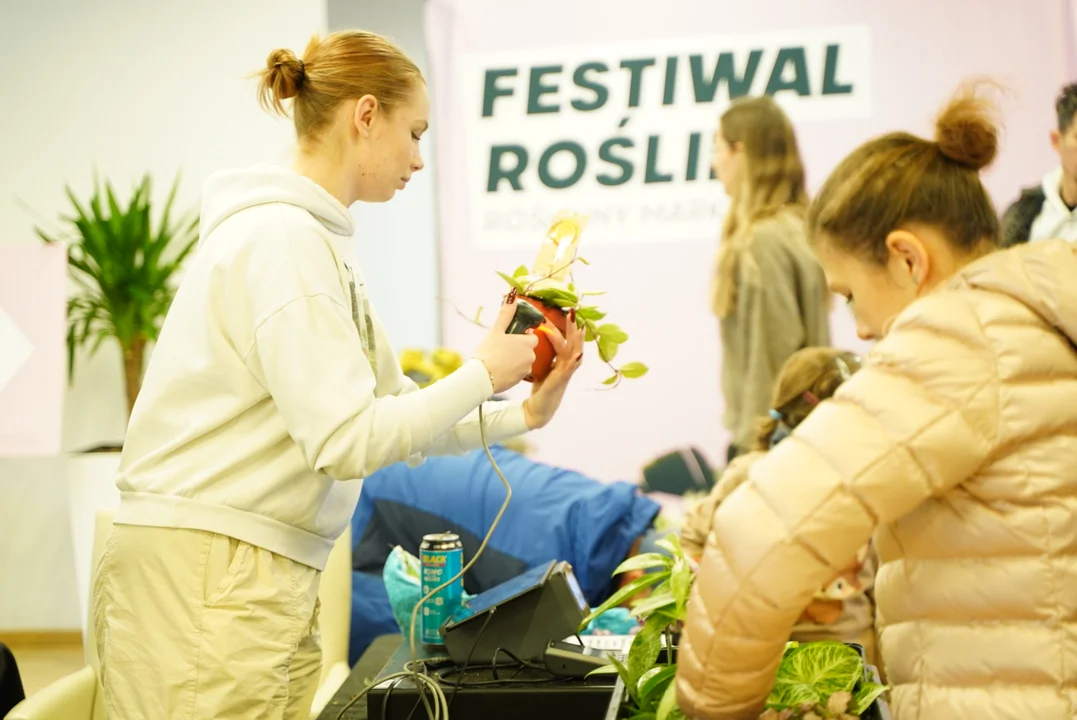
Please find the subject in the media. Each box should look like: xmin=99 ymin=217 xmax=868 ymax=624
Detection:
xmin=328 ymin=0 xmax=443 ymax=350
xmin=0 ymin=0 xmax=326 ymax=630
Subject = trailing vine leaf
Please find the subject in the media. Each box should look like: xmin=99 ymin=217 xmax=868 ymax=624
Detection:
xmin=496 ymin=271 xmax=527 ymax=292
xmin=598 ymin=336 xmax=620 ymax=362
xmin=620 ymin=362 xmax=649 ymax=379
xmin=472 ymin=306 xmax=484 ymax=324
xmin=598 ymin=323 xmax=629 ymax=343
xmin=602 ymin=374 xmax=620 ymax=386
xmin=584 ymin=321 xmax=598 ymax=342
xmin=577 ymin=256 xmax=590 ymax=265
xmin=512 ymin=264 xmax=529 ymax=279
xmin=576 ymin=305 xmax=606 ymax=321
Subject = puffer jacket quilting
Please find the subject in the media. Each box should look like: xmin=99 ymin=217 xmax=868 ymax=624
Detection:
xmin=678 ymin=240 xmax=1077 ymax=720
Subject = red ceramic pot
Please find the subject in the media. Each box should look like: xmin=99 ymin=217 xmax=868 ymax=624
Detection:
xmin=519 ymin=296 xmax=569 ymax=383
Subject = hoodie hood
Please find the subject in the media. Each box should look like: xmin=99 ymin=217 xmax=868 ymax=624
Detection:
xmin=198 ymin=164 xmax=354 ymax=245
xmin=957 ymin=239 xmax=1077 ymax=347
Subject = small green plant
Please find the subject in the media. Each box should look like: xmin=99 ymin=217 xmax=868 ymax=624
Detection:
xmin=581 ymin=533 xmax=692 ymax=720
xmin=32 ymin=172 xmax=198 ymax=419
xmin=583 ymin=533 xmax=887 ymax=720
xmin=471 ymin=213 xmax=647 ymax=387
xmin=761 ymin=642 xmax=887 ymax=719
xmin=493 ymin=263 xmax=648 ymax=387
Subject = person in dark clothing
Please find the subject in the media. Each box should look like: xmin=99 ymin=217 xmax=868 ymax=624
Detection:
xmin=0 ymin=642 xmax=27 ymax=717
xmin=1001 ymin=81 xmax=1077 ymax=246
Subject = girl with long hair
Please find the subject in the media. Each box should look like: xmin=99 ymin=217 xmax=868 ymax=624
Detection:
xmin=711 ymin=97 xmax=831 ymax=463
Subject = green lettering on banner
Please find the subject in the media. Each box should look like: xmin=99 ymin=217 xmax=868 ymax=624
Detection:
xmin=822 ymin=44 xmax=853 ymax=95
xmin=539 ymin=141 xmax=586 ymax=189
xmin=765 ymin=47 xmax=810 ymax=96
xmin=620 ymin=58 xmax=656 ymax=108
xmin=528 ymin=65 xmax=562 ymax=114
xmin=597 ymin=138 xmax=634 ymax=186
xmin=482 ymin=68 xmax=517 ymax=118
xmin=690 ymin=51 xmax=762 ymax=103
xmin=488 ymin=145 xmax=528 ymax=191
xmin=644 ymin=136 xmax=673 ymax=184
xmin=572 ymin=62 xmax=610 ymax=111
xmin=663 ymin=56 xmax=678 ymax=105
xmin=686 ymin=132 xmax=701 ymax=182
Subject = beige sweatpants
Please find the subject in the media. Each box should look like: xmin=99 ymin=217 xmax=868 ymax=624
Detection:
xmin=93 ymin=524 xmax=323 ymax=720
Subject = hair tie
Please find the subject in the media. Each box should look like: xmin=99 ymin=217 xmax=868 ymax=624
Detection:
xmin=801 ymin=391 xmax=819 ymax=406
xmin=768 ymin=408 xmax=783 ymax=421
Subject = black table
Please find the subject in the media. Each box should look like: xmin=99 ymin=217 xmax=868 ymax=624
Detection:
xmin=317 ymin=635 xmax=616 ymax=720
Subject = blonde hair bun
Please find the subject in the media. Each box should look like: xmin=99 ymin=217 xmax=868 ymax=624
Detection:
xmin=934 ymin=86 xmax=1001 ymax=172
xmin=262 ymin=48 xmax=306 ymax=109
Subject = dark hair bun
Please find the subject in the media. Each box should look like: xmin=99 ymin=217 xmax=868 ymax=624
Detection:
xmin=934 ymin=88 xmax=1000 ymax=172
xmin=265 ymin=48 xmax=306 ymax=102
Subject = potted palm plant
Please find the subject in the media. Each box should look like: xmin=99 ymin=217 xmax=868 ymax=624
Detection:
xmin=34 ymin=172 xmax=198 ymax=636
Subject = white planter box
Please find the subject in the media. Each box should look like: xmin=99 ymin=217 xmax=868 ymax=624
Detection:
xmin=67 ymin=449 xmax=122 ymax=642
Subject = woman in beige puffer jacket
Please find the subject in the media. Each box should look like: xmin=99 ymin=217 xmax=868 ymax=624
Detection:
xmin=681 ymin=348 xmax=878 ymax=665
xmin=677 ymin=89 xmax=1077 ymax=720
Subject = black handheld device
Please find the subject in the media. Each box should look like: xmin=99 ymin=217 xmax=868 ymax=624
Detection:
xmin=505 ymin=300 xmax=546 ymax=335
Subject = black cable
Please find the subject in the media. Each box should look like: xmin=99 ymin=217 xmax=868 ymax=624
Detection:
xmin=436 ymin=647 xmax=563 ymax=689
xmin=491 ymin=647 xmax=543 ymax=682
xmin=445 ymin=607 xmax=496 ymax=712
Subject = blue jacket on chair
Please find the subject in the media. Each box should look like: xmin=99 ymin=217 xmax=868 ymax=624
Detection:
xmin=348 ymin=445 xmax=661 ymax=663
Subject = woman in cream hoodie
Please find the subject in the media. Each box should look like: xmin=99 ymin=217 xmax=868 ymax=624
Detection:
xmin=678 ymin=88 xmax=1077 ymax=719
xmin=92 ymin=31 xmax=583 ymax=720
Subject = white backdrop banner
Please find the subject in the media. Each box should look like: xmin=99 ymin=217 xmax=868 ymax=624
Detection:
xmin=426 ymin=0 xmax=1069 ymax=482
xmin=0 ymin=243 xmax=66 ymax=457
xmin=466 ymin=26 xmax=872 ymax=248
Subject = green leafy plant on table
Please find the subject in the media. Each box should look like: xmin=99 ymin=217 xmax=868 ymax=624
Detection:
xmin=581 ymin=533 xmax=692 ymax=720
xmin=762 ymin=641 xmax=887 ymax=719
xmin=34 ymin=173 xmax=199 ymax=422
xmin=582 ymin=533 xmax=888 ymax=720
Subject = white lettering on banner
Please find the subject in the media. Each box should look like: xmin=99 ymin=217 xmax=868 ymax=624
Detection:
xmin=0 ymin=306 xmax=33 ymax=394
xmin=463 ymin=25 xmax=872 ymax=249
